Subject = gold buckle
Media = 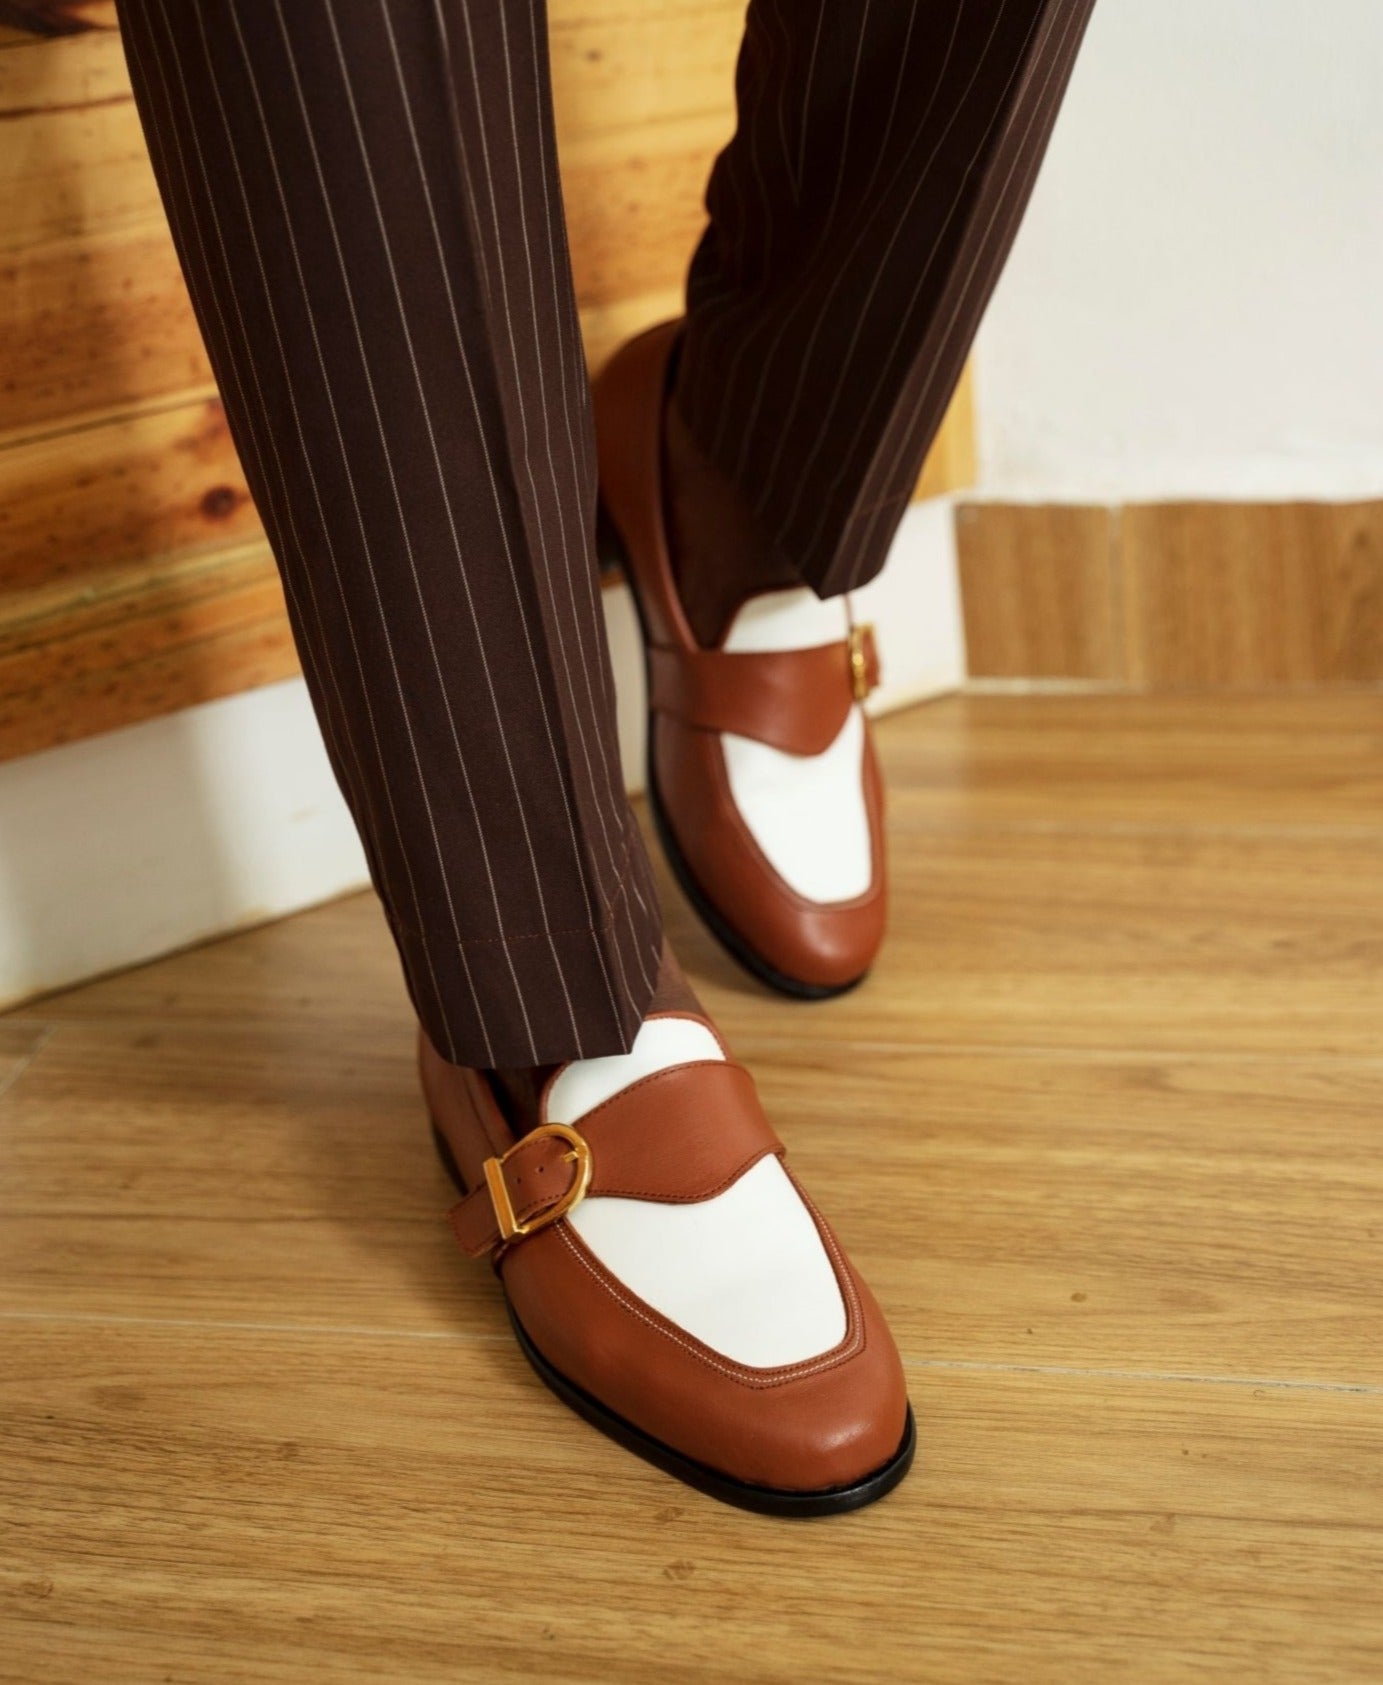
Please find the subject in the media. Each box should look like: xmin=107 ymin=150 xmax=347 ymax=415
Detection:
xmin=482 ymin=1122 xmax=593 ymax=1244
xmin=848 ymin=623 xmax=875 ymax=702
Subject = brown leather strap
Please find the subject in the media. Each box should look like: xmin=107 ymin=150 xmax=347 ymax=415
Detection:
xmin=647 ymin=625 xmax=879 ymax=755
xmin=449 ymin=1060 xmax=784 ymax=1259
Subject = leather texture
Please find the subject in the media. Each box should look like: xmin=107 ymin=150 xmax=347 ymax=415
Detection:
xmin=448 ymin=1058 xmax=782 ymax=1259
xmin=646 ymin=630 xmax=876 ymax=757
xmin=554 ymin=1016 xmax=847 ymax=1366
xmin=419 ymin=1011 xmax=910 ymax=1494
xmin=592 ymin=321 xmax=888 ymax=992
xmin=723 ymin=706 xmax=873 ymax=904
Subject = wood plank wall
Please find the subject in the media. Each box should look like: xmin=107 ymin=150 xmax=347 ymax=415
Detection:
xmin=0 ymin=2 xmax=974 ymax=764
xmin=956 ymin=501 xmax=1383 ymax=689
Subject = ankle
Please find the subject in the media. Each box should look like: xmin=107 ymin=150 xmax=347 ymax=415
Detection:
xmin=487 ymin=941 xmax=700 ymax=1129
xmin=662 ymin=396 xmax=800 ymax=647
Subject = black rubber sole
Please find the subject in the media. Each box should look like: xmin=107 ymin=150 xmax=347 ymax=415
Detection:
xmin=431 ymin=1122 xmax=915 ymax=1517
xmin=599 ymin=499 xmax=868 ymax=1003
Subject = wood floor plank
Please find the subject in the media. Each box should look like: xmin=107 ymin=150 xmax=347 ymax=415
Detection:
xmin=882 ymin=693 xmax=1383 ymax=833
xmin=0 ymin=1017 xmax=490 ymax=1335
xmin=29 ymin=696 xmax=1383 ymax=1056
xmin=4 ymin=1019 xmax=1383 ymax=1383
xmin=0 ymin=1019 xmax=49 ymax=1094
xmin=2 ymin=1322 xmax=1380 ymax=1685
xmin=6 ymin=691 xmax=1383 ymax=1678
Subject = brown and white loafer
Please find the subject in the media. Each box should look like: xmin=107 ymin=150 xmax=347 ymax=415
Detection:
xmin=593 ymin=321 xmax=887 ymax=998
xmin=420 ymin=1009 xmax=915 ymax=1516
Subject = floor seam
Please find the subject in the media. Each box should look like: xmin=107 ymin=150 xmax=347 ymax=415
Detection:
xmin=903 ymin=1358 xmax=1381 ymax=1395
xmin=2 ymin=1308 xmax=1380 ymax=1396
xmin=0 ymin=1023 xmax=56 ymax=1102
xmin=12 ymin=1020 xmax=1383 ymax=1067
xmin=0 ymin=1307 xmax=510 ymax=1343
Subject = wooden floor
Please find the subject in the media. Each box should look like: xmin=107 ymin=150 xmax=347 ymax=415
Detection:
xmin=4 ymin=692 xmax=1383 ymax=1683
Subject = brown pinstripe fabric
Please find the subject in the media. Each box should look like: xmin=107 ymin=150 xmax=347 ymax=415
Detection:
xmin=114 ymin=0 xmax=1094 ymax=1068
xmin=678 ymin=0 xmax=1097 ymax=596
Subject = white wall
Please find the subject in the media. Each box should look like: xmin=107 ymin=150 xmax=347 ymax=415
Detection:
xmin=975 ymin=0 xmax=1383 ymax=502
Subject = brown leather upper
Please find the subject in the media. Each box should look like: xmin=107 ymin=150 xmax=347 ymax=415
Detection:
xmin=449 ymin=1058 xmax=784 ymax=1258
xmin=592 ymin=321 xmax=887 ymax=991
xmin=647 ymin=627 xmax=878 ymax=756
xmin=419 ymin=1013 xmax=910 ymax=1493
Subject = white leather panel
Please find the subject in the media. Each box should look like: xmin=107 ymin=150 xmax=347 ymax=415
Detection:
xmin=721 ymin=585 xmax=849 ymax=653
xmin=554 ymin=1018 xmax=848 ymax=1368
xmin=569 ymin=1156 xmax=846 ymax=1368
xmin=720 ymin=589 xmax=872 ymax=904
xmin=545 ymin=1018 xmax=722 ymax=1124
xmin=721 ymin=711 xmax=871 ymax=902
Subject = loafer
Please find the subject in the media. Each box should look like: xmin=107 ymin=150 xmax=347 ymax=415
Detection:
xmin=593 ymin=320 xmax=888 ymax=998
xmin=420 ymin=1008 xmax=914 ymax=1515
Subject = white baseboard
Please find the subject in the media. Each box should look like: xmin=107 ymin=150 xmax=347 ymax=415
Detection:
xmin=0 ymin=499 xmax=963 ymax=1010
xmin=0 ymin=680 xmax=373 ymax=1012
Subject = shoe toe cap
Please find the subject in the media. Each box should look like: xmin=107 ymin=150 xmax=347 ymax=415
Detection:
xmin=504 ymin=1224 xmax=910 ymax=1499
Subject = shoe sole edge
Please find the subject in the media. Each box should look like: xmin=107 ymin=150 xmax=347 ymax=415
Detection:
xmin=509 ymin=1301 xmax=917 ymax=1518
xmin=431 ymin=1123 xmax=915 ymax=1517
xmin=600 ymin=498 xmax=870 ymax=1002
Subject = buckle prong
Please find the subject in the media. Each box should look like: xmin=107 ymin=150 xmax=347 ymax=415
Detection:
xmin=848 ymin=623 xmax=875 ymax=702
xmin=482 ymin=1121 xmax=592 ymax=1244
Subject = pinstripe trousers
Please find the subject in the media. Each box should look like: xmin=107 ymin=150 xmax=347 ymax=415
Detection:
xmin=115 ymin=0 xmax=1095 ymax=1069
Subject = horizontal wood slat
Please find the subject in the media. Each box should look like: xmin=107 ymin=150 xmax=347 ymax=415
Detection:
xmin=1 ymin=7 xmax=976 ymax=764
xmin=0 ymin=542 xmax=294 ymax=761
xmin=1 ymin=224 xmax=213 ymax=441
xmin=0 ymin=3 xmax=116 ymax=41
xmin=2 ymin=394 xmax=252 ymax=600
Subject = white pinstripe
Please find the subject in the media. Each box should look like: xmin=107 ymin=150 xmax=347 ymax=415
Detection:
xmin=452 ymin=0 xmax=654 ymax=1008
xmin=124 ymin=14 xmax=363 ymax=821
xmin=218 ymin=0 xmax=498 ymax=1061
xmin=705 ymin=11 xmax=810 ymax=461
xmin=133 ymin=0 xmax=461 ymax=1055
xmin=768 ymin=0 xmax=797 ymax=202
xmin=233 ymin=2 xmax=499 ymax=1061
xmin=120 ymin=20 xmax=355 ymax=811
xmin=498 ymin=0 xmax=654 ymax=944
xmin=382 ymin=0 xmax=644 ymax=1028
xmin=685 ymin=0 xmax=1076 ymax=601
xmin=734 ymin=0 xmax=982 ymax=511
xmin=849 ymin=1 xmax=1085 ymax=583
xmin=682 ymin=0 xmax=799 ymax=436
xmin=754 ymin=0 xmax=929 ymax=504
xmin=725 ymin=0 xmax=876 ymax=483
xmin=793 ymin=0 xmax=826 ymax=205
xmin=734 ymin=6 xmax=784 ymax=346
xmin=505 ymin=0 xmax=651 ymax=1016
xmin=517 ymin=0 xmax=658 ymax=981
xmin=789 ymin=0 xmax=1051 ymax=559
xmin=313 ymin=0 xmax=554 ymax=1063
xmin=426 ymin=1 xmax=497 ymax=310
xmin=430 ymin=0 xmax=607 ymax=746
